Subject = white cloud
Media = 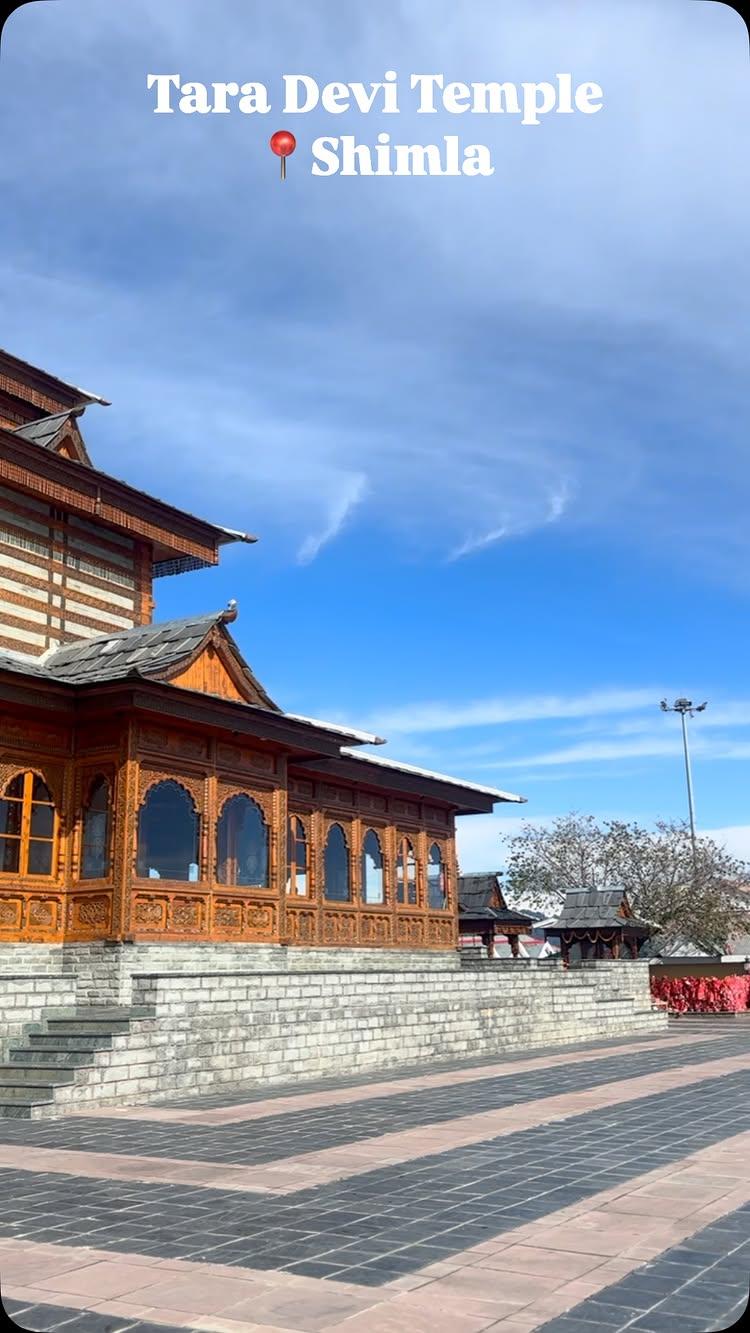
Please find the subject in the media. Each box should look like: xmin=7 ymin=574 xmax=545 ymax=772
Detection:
xmin=360 ymin=686 xmax=659 ymax=736
xmin=296 ymin=473 xmax=367 ymax=564
xmin=448 ymin=483 xmax=571 ymax=561
xmin=0 ymin=0 xmax=748 ymax=577
xmin=702 ymin=825 xmax=750 ymax=863
xmin=456 ymin=811 xmax=552 ymax=872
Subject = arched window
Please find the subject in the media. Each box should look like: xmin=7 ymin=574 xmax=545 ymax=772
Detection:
xmin=361 ymin=830 xmax=384 ymax=904
xmin=324 ymin=823 xmax=350 ymax=901
xmin=287 ymin=815 xmax=308 ymax=895
xmin=80 ymin=776 xmax=112 ymax=879
xmin=396 ymin=837 xmax=418 ymax=906
xmin=427 ymin=842 xmax=447 ymax=910
xmin=0 ymin=772 xmax=57 ymax=877
xmin=136 ymin=781 xmax=200 ymax=881
xmin=216 ymin=794 xmax=268 ymax=887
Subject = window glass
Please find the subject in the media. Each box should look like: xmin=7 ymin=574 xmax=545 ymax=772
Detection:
xmin=27 ymin=840 xmax=53 ymax=876
xmin=32 ymin=776 xmax=53 ymax=803
xmin=427 ymin=842 xmax=446 ymax=910
xmin=136 ymin=780 xmax=200 ymax=881
xmin=0 ymin=799 xmax=22 ymax=838
xmin=81 ymin=777 xmax=111 ymax=880
xmin=396 ymin=838 xmax=417 ymax=906
xmin=30 ymin=804 xmax=55 ymax=839
xmin=0 ymin=838 xmax=20 ymax=873
xmin=324 ymin=824 xmax=350 ymax=901
xmin=286 ymin=816 xmax=308 ymax=895
xmin=361 ymin=830 xmax=384 ymax=904
xmin=0 ymin=772 xmax=56 ymax=878
xmin=216 ymin=795 xmax=268 ymax=887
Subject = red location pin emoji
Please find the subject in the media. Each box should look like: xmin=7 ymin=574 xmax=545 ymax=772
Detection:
xmin=269 ymin=129 xmax=296 ymax=180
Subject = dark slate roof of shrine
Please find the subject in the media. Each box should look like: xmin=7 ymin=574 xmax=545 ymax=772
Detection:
xmin=545 ymin=888 xmax=652 ymax=932
xmin=458 ymin=871 xmax=534 ymax=923
xmin=639 ymin=933 xmax=721 ymax=960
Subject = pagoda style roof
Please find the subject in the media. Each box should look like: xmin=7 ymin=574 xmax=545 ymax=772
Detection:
xmin=640 ymin=933 xmax=721 ymax=961
xmin=458 ymin=871 xmax=534 ymax=924
xmin=46 ymin=609 xmax=274 ymax=694
xmin=544 ymin=888 xmax=653 ymax=935
xmin=0 ymin=420 xmax=256 ymax=574
xmin=0 ymin=346 xmax=109 ymax=412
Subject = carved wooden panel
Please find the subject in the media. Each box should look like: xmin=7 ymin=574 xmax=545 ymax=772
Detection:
xmin=217 ymin=742 xmax=276 ymax=775
xmin=290 ymin=778 xmax=313 ymax=798
xmin=319 ymin=783 xmax=355 ymax=807
xmin=245 ymin=901 xmax=277 ymax=939
xmin=286 ymin=905 xmax=317 ymax=943
xmin=424 ymin=805 xmax=449 ymax=826
xmin=137 ymin=767 xmax=206 ymax=810
xmin=131 ymin=894 xmax=169 ymax=932
xmin=393 ymin=799 xmax=420 ymax=820
xmin=322 ymin=910 xmax=357 ymax=945
xmin=0 ymin=718 xmax=70 ymax=755
xmin=360 ymin=912 xmax=393 ymax=946
xmin=396 ymin=915 xmax=426 ymax=946
xmin=169 ymin=896 xmax=206 ymax=933
xmin=0 ymin=894 xmax=23 ymax=932
xmin=138 ymin=726 xmax=209 ymax=762
xmin=67 ymin=893 xmax=113 ymax=936
xmin=360 ymin=792 xmax=387 ymax=813
xmin=427 ymin=916 xmax=456 ymax=946
xmin=212 ymin=897 xmax=245 ymax=934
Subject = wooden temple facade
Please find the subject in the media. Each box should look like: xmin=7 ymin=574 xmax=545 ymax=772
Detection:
xmin=0 ymin=349 xmax=524 ymax=950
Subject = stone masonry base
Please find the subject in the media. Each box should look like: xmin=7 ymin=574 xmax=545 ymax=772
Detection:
xmin=0 ymin=941 xmax=666 ymax=1115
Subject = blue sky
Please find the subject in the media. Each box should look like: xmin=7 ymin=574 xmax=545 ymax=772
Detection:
xmin=1 ymin=0 xmax=749 ymax=870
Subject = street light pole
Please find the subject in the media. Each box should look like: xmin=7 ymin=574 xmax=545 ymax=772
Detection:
xmin=659 ymin=697 xmax=707 ymax=867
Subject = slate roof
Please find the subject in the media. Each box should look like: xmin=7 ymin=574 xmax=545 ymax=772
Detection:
xmin=13 ymin=411 xmax=78 ymax=449
xmin=640 ymin=933 xmax=721 ymax=961
xmin=0 ymin=611 xmax=282 ymax=706
xmin=458 ymin=872 xmax=534 ymax=924
xmin=545 ymin=888 xmax=652 ymax=933
xmin=42 ymin=613 xmax=227 ymax=686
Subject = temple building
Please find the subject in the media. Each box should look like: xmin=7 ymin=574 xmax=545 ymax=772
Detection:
xmin=458 ymin=872 xmax=535 ymax=958
xmin=0 ymin=348 xmax=525 ymax=953
xmin=543 ymin=888 xmax=654 ymax=963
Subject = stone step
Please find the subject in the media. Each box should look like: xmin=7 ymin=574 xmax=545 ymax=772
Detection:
xmin=64 ymin=1006 xmax=154 ymax=1021
xmin=45 ymin=1018 xmax=132 ymax=1035
xmin=0 ymin=1064 xmax=77 ymax=1085
xmin=27 ymin=1033 xmax=114 ymax=1051
xmin=7 ymin=1046 xmax=97 ymax=1066
xmin=0 ymin=1083 xmax=55 ymax=1103
xmin=0 ymin=1103 xmax=37 ymax=1119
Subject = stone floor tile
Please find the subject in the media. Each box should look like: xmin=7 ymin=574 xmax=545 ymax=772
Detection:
xmin=476 ymin=1246 xmax=606 ymax=1279
xmin=219 ymin=1285 xmax=378 ymax=1332
xmin=34 ymin=1261 xmax=168 ymax=1301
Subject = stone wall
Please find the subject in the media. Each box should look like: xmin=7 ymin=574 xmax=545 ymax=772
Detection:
xmin=0 ymin=972 xmax=76 ymax=1060
xmin=0 ymin=939 xmax=457 ymax=1009
xmin=26 ymin=959 xmax=665 ymax=1115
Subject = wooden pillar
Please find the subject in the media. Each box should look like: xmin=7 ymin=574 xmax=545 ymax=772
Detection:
xmin=508 ymin=932 xmax=520 ymax=958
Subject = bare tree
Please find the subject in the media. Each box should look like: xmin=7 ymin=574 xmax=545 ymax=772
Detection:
xmin=504 ymin=813 xmax=749 ymax=946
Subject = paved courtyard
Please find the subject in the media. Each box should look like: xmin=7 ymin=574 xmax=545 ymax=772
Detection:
xmin=0 ymin=1018 xmax=748 ymax=1333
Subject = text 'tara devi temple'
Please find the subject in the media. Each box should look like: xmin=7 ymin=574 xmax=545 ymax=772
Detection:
xmin=0 ymin=349 xmax=524 ymax=951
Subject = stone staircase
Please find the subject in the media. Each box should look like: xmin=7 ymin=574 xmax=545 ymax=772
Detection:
xmin=0 ymin=1006 xmax=154 ymax=1119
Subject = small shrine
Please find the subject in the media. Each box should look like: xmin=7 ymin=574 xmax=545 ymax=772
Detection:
xmin=543 ymin=888 xmax=653 ymax=963
xmin=458 ymin=871 xmax=535 ymax=958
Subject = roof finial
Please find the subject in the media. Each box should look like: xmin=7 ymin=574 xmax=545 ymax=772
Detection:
xmin=221 ymin=599 xmax=238 ymax=624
